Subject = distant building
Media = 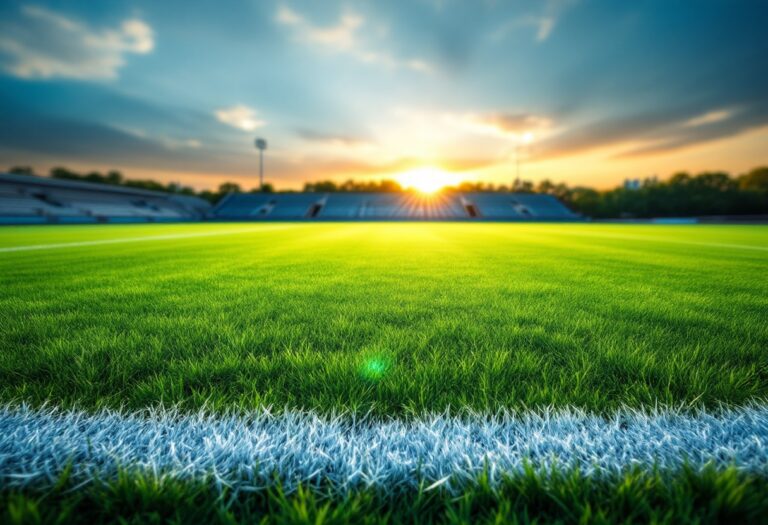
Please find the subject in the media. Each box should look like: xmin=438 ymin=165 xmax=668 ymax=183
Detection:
xmin=624 ymin=179 xmax=642 ymax=190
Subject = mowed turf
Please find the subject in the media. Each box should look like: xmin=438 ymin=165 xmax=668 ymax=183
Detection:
xmin=0 ymin=223 xmax=766 ymax=415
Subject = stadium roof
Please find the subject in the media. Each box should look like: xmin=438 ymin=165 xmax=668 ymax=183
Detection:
xmin=1 ymin=172 xmax=189 ymax=199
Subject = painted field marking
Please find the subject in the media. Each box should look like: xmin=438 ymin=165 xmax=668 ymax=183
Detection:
xmin=542 ymin=228 xmax=768 ymax=252
xmin=0 ymin=225 xmax=297 ymax=253
xmin=1 ymin=405 xmax=766 ymax=494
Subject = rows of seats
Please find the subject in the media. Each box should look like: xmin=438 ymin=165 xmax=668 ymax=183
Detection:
xmin=266 ymin=194 xmax=324 ymax=219
xmin=213 ymin=194 xmax=276 ymax=218
xmin=1 ymin=173 xmax=579 ymax=223
xmin=0 ymin=173 xmax=209 ymax=224
xmin=213 ymin=192 xmax=578 ymax=220
xmin=462 ymin=193 xmax=577 ymax=219
xmin=354 ymin=193 xmax=467 ymax=219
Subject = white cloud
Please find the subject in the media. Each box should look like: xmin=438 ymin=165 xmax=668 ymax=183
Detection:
xmin=275 ymin=5 xmax=431 ymax=72
xmin=445 ymin=112 xmax=553 ymax=141
xmin=535 ymin=0 xmax=577 ymax=42
xmin=0 ymin=6 xmax=153 ymax=80
xmin=533 ymin=17 xmax=555 ymax=42
xmin=682 ymin=109 xmax=733 ymax=128
xmin=493 ymin=0 xmax=577 ymax=43
xmin=215 ymin=105 xmax=265 ymax=132
xmin=275 ymin=6 xmax=303 ymax=26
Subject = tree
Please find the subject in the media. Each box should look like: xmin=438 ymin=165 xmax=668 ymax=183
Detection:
xmin=739 ymin=167 xmax=768 ymax=191
xmin=218 ymin=182 xmax=242 ymax=194
xmin=50 ymin=167 xmax=81 ymax=180
xmin=106 ymin=170 xmax=123 ymax=185
xmin=10 ymin=163 xmax=768 ymax=216
xmin=9 ymin=166 xmax=35 ymax=176
xmin=304 ymin=181 xmax=339 ymax=192
xmin=536 ymin=179 xmax=556 ymax=194
xmin=304 ymin=179 xmax=403 ymax=192
xmin=512 ymin=179 xmax=534 ymax=193
xmin=250 ymin=183 xmax=275 ymax=193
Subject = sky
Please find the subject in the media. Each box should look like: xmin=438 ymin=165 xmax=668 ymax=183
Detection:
xmin=0 ymin=0 xmax=766 ymax=191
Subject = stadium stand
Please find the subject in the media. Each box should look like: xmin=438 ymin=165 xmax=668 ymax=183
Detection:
xmin=461 ymin=193 xmax=578 ymax=219
xmin=1 ymin=173 xmax=579 ymax=223
xmin=0 ymin=173 xmax=210 ymax=224
xmin=213 ymin=192 xmax=579 ymax=220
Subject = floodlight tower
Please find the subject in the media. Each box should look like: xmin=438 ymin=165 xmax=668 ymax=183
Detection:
xmin=255 ymin=137 xmax=268 ymax=191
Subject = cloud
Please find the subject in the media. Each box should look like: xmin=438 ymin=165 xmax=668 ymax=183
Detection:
xmin=299 ymin=155 xmax=501 ymax=179
xmin=0 ymin=6 xmax=153 ymax=80
xmin=214 ymin=105 xmax=265 ymax=132
xmin=275 ymin=6 xmax=303 ymax=26
xmin=514 ymin=15 xmax=555 ymax=43
xmin=442 ymin=112 xmax=552 ymax=141
xmin=614 ymin=107 xmax=765 ymax=158
xmin=682 ymin=109 xmax=733 ymax=128
xmin=295 ymin=128 xmax=370 ymax=147
xmin=275 ymin=5 xmax=431 ymax=72
xmin=536 ymin=0 xmax=577 ymax=42
xmin=473 ymin=113 xmax=552 ymax=136
xmin=0 ymin=103 xmax=261 ymax=179
xmin=493 ymin=0 xmax=577 ymax=43
xmin=535 ymin=102 xmax=768 ymax=160
xmin=280 ymin=7 xmax=361 ymax=50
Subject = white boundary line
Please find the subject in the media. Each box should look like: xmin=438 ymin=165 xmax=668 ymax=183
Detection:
xmin=536 ymin=228 xmax=768 ymax=252
xmin=0 ymin=225 xmax=296 ymax=253
xmin=1 ymin=405 xmax=766 ymax=494
xmin=2 ymin=224 xmax=764 ymax=254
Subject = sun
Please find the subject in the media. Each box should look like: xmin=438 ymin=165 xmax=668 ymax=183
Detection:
xmin=396 ymin=166 xmax=457 ymax=194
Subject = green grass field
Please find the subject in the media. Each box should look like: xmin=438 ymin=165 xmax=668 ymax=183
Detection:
xmin=1 ymin=223 xmax=766 ymax=415
xmin=2 ymin=222 xmax=768 ymax=524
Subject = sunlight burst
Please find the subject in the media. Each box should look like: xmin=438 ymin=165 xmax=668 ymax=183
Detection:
xmin=396 ymin=166 xmax=457 ymax=194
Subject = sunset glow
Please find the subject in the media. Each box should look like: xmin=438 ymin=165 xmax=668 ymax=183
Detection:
xmin=0 ymin=1 xmax=764 ymax=191
xmin=396 ymin=167 xmax=457 ymax=194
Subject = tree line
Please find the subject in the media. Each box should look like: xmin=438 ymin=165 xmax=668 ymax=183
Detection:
xmin=7 ymin=166 xmax=275 ymax=204
xmin=305 ymin=168 xmax=768 ymax=218
xmin=7 ymin=165 xmax=768 ymax=218
xmin=535 ymin=168 xmax=768 ymax=218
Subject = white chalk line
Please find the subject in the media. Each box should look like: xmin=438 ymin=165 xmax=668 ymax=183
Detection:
xmin=1 ymin=224 xmax=765 ymax=254
xmin=1 ymin=404 xmax=767 ymax=494
xmin=542 ymin=228 xmax=768 ymax=253
xmin=0 ymin=225 xmax=297 ymax=253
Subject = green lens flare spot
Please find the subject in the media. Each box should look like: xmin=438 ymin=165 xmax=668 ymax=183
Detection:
xmin=360 ymin=358 xmax=390 ymax=380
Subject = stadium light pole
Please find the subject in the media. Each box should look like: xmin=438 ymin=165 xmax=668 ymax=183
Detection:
xmin=255 ymin=138 xmax=268 ymax=191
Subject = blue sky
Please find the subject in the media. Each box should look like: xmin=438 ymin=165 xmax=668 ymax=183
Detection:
xmin=0 ymin=0 xmax=766 ymax=190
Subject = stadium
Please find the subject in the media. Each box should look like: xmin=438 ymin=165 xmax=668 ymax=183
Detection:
xmin=0 ymin=172 xmax=579 ymax=222
xmin=1 ymin=1 xmax=768 ymax=524
xmin=2 ymin=170 xmax=767 ymax=523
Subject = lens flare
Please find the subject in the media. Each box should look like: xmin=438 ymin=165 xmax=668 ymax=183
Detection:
xmin=360 ymin=358 xmax=390 ymax=380
xmin=396 ymin=167 xmax=457 ymax=194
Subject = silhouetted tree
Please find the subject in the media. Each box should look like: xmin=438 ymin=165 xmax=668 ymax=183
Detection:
xmin=9 ymin=164 xmax=768 ymax=214
xmin=304 ymin=179 xmax=403 ymax=192
xmin=739 ymin=167 xmax=768 ymax=191
xmin=250 ymin=183 xmax=274 ymax=193
xmin=218 ymin=182 xmax=242 ymax=194
xmin=9 ymin=166 xmax=35 ymax=176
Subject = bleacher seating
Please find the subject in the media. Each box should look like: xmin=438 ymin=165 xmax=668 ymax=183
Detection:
xmin=317 ymin=193 xmax=366 ymax=219
xmin=213 ymin=194 xmax=281 ymax=218
xmin=213 ymin=192 xmax=579 ymax=220
xmin=354 ymin=193 xmax=466 ymax=219
xmin=461 ymin=193 xmax=578 ymax=219
xmin=1 ymin=173 xmax=580 ymax=223
xmin=267 ymin=194 xmax=324 ymax=219
xmin=0 ymin=173 xmax=210 ymax=224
